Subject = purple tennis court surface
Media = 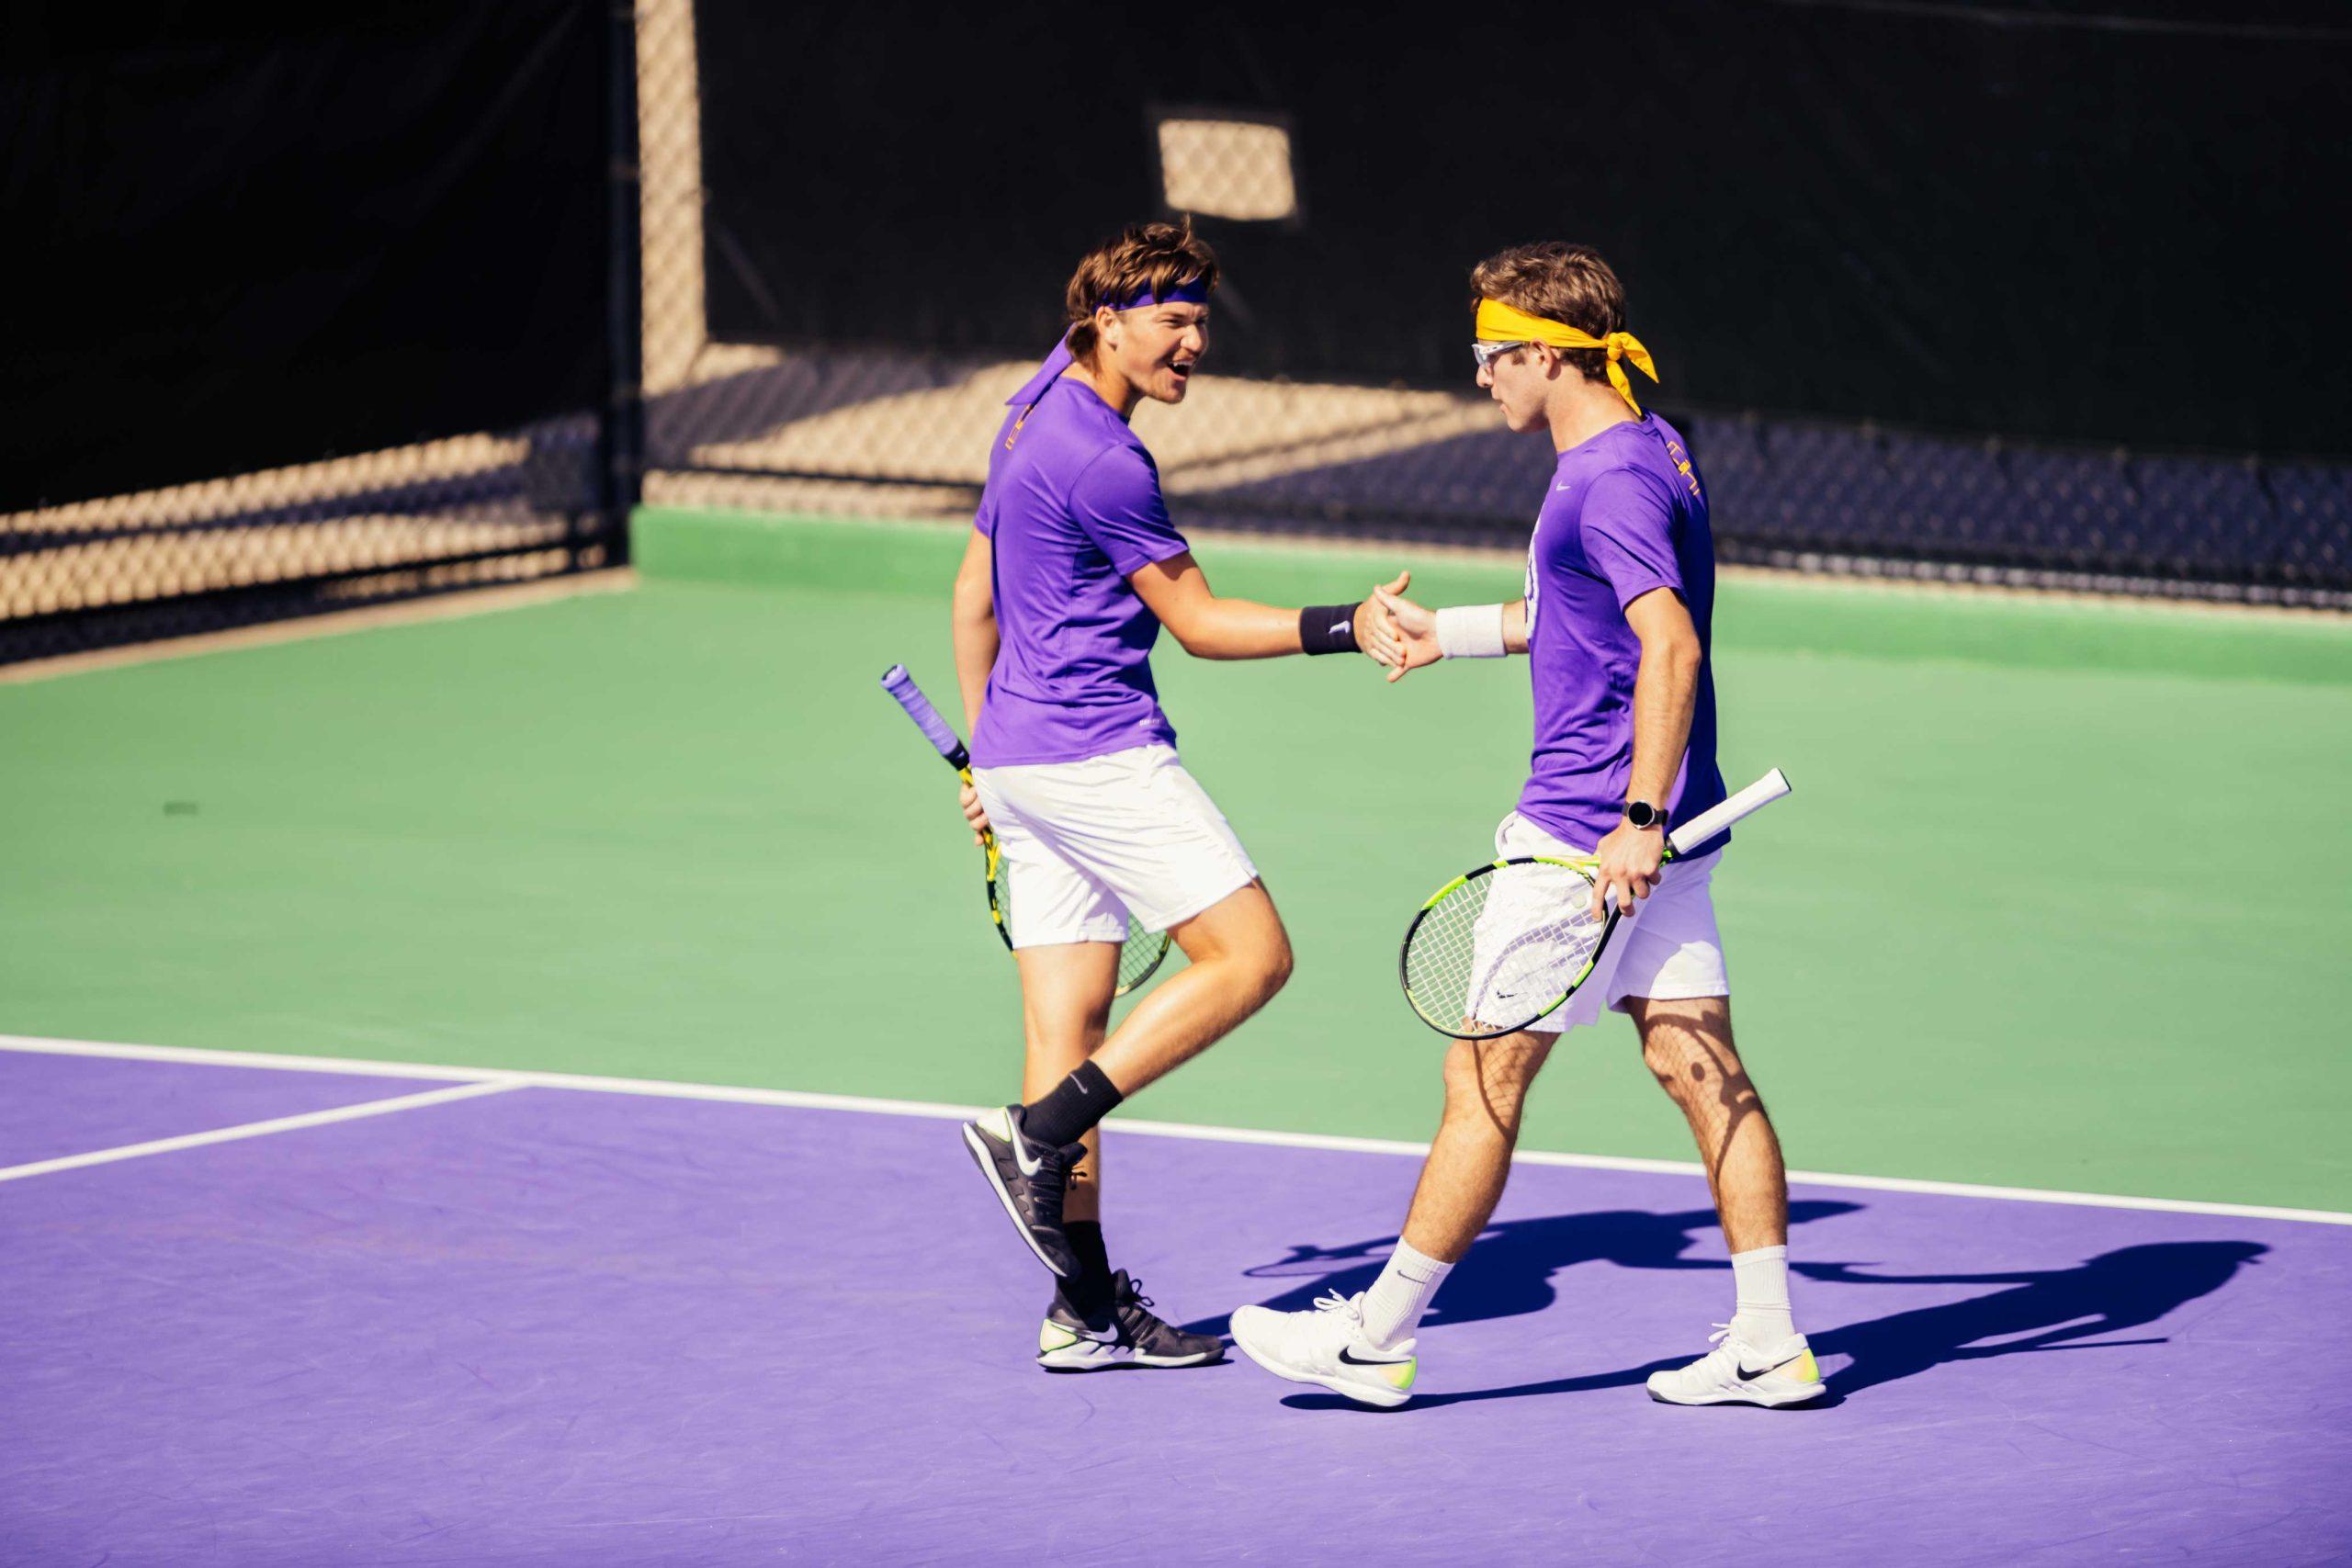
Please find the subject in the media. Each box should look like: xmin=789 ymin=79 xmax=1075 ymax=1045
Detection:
xmin=2 ymin=1050 xmax=2346 ymax=1566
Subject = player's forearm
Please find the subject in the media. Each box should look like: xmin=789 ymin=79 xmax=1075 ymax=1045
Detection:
xmin=1502 ymin=599 xmax=1530 ymax=655
xmin=1175 ymin=596 xmax=1316 ymax=660
xmin=1625 ymin=629 xmax=1700 ymax=810
xmin=1134 ymin=554 xmax=1369 ymax=661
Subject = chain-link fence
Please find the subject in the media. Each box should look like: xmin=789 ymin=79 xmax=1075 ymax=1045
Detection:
xmin=0 ymin=421 xmax=614 ymax=665
xmin=3 ymin=5 xmax=621 ymax=668
xmin=633 ymin=0 xmax=2350 ymax=611
xmin=13 ymin=0 xmax=2345 ymax=671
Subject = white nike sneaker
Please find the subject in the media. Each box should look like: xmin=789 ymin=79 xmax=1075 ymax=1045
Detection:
xmin=1228 ymin=1291 xmax=1418 ymax=1408
xmin=1645 ymin=1324 xmax=1826 ymax=1407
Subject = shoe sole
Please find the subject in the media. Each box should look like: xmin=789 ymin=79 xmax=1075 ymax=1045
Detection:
xmin=961 ymin=1121 xmax=1076 ymax=1278
xmin=1646 ymin=1381 xmax=1826 ymax=1408
xmin=1039 ymin=1349 xmax=1225 ymax=1371
xmin=1230 ymin=1322 xmax=1409 ymax=1408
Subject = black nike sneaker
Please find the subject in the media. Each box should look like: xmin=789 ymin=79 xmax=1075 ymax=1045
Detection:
xmin=961 ymin=1104 xmax=1080 ymax=1277
xmin=1037 ymin=1270 xmax=1225 ymax=1371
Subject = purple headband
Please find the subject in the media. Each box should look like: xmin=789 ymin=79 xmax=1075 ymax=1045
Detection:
xmin=1003 ymin=276 xmax=1213 ymax=410
xmin=1094 ymin=275 xmax=1213 ymax=311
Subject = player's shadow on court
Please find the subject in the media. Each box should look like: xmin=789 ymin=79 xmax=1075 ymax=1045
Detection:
xmin=1194 ymin=1200 xmax=1860 ymax=1339
xmin=1272 ymin=1237 xmax=2268 ymax=1411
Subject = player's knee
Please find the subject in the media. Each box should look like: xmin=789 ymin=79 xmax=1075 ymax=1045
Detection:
xmin=1440 ymin=1041 xmax=1480 ymax=1100
xmin=1440 ymin=1042 xmax=1532 ymax=1132
xmin=1643 ymin=1036 xmax=1695 ymax=1102
xmin=1257 ymin=930 xmax=1295 ymax=998
xmin=1223 ymin=914 xmax=1291 ymax=1004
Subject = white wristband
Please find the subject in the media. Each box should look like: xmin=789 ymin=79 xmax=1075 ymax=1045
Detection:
xmin=1435 ymin=603 xmax=1509 ymax=659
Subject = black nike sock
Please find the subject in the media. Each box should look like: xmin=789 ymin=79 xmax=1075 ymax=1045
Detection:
xmin=1055 ymin=1221 xmax=1116 ymax=1323
xmin=1022 ymin=1061 xmax=1124 ymax=1149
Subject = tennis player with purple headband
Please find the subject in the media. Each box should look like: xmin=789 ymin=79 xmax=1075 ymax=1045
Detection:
xmin=1230 ymin=243 xmax=1824 ymax=1409
xmin=949 ymin=220 xmax=1405 ymax=1371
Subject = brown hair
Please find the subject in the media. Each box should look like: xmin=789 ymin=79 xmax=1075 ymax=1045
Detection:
xmin=1469 ymin=243 xmax=1626 ymax=387
xmin=1063 ymin=219 xmax=1220 ymax=362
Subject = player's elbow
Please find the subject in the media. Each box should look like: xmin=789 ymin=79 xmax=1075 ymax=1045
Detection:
xmin=951 ymin=570 xmax=993 ymax=627
xmin=1263 ymin=931 xmax=1295 ymax=993
xmin=1640 ymin=620 xmax=1702 ymax=671
xmin=1162 ymin=610 xmax=1223 ymax=659
xmin=1627 ymin=592 xmax=1701 ymax=667
xmin=1248 ymin=931 xmax=1295 ymax=1006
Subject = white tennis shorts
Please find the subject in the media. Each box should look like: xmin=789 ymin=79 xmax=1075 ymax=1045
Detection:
xmin=1479 ymin=810 xmax=1730 ymax=1034
xmin=970 ymin=744 xmax=1260 ymax=947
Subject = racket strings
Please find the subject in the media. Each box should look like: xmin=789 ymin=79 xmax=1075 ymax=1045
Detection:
xmin=1404 ymin=861 xmax=1607 ymax=1034
xmin=1115 ymin=926 xmax=1164 ymax=989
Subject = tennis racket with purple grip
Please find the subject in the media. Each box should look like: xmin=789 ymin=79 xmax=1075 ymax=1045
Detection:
xmin=879 ymin=663 xmax=1170 ymax=996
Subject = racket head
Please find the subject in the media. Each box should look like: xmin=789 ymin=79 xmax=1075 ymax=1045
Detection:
xmin=1114 ymin=925 xmax=1171 ymax=997
xmin=1398 ymin=856 xmax=1620 ymax=1040
xmin=982 ymin=834 xmax=1170 ymax=997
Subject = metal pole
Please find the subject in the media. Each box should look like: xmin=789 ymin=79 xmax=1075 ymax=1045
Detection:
xmin=599 ymin=0 xmax=645 ymax=563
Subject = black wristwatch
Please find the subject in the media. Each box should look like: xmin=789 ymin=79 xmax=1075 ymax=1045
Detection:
xmin=1623 ymin=799 xmax=1667 ymax=831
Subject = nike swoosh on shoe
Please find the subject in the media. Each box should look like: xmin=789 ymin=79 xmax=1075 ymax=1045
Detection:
xmin=1736 ymin=1356 xmax=1814 ymax=1380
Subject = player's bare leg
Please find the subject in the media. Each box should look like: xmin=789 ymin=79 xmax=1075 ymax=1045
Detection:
xmin=1398 ymin=1031 xmax=1555 ymax=1260
xmin=992 ymin=936 xmax=1224 ymax=1370
xmin=1630 ymin=993 xmax=1823 ymax=1405
xmin=1089 ymin=880 xmax=1292 ymax=1093
xmin=965 ymin=883 xmax=1286 ymax=1284
xmin=1630 ymin=995 xmax=1785 ymax=1251
xmin=1228 ymin=1030 xmax=1553 ymax=1406
xmin=1013 ymin=942 xmax=1117 ymax=1226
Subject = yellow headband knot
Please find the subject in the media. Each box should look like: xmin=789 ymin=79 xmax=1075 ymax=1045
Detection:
xmin=1475 ymin=298 xmax=1658 ymax=415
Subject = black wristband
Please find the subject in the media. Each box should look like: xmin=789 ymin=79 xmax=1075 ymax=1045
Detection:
xmin=1299 ymin=603 xmax=1363 ymax=656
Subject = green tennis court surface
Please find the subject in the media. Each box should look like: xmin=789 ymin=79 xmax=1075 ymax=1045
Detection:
xmin=4 ymin=512 xmax=2348 ymax=1213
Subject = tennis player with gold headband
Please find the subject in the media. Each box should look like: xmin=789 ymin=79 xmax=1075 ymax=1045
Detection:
xmin=948 ymin=220 xmax=1405 ymax=1372
xmin=1230 ymin=243 xmax=1824 ymax=1408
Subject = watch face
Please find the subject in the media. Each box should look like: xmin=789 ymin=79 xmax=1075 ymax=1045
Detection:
xmin=1626 ymin=801 xmax=1661 ymax=829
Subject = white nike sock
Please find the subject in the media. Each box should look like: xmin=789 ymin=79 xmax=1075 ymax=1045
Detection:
xmin=1728 ymin=1244 xmax=1795 ymax=1346
xmin=1360 ymin=1240 xmax=1453 ymax=1350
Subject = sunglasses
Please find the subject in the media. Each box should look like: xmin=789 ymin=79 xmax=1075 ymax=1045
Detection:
xmin=1471 ymin=340 xmax=1532 ymax=372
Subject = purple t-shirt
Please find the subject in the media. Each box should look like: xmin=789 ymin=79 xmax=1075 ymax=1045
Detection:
xmin=1516 ymin=412 xmax=1729 ymax=852
xmin=969 ymin=375 xmax=1192 ymax=767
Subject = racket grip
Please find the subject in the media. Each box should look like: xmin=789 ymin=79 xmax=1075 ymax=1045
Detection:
xmin=1668 ymin=768 xmax=1792 ymax=856
xmin=879 ymin=664 xmax=971 ymax=769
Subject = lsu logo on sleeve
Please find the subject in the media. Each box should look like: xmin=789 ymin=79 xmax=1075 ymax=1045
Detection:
xmin=1665 ymin=437 xmax=1702 ymax=502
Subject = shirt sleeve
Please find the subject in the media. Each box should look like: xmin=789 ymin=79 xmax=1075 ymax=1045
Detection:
xmin=1069 ymin=444 xmax=1190 ymax=576
xmin=1577 ymin=468 xmax=1683 ymax=611
xmin=972 ymin=490 xmax=995 ymax=538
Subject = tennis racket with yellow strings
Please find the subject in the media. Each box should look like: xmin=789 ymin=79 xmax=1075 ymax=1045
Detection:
xmin=879 ymin=663 xmax=1170 ymax=996
xmin=1399 ymin=769 xmax=1792 ymax=1039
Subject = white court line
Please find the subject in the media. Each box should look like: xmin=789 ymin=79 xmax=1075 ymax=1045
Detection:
xmin=0 ymin=1078 xmax=521 ymax=1183
xmin=5 ymin=1032 xmax=2347 ymax=1226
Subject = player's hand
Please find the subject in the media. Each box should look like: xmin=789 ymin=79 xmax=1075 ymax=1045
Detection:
xmin=959 ymin=780 xmax=991 ymax=846
xmin=1589 ymin=818 xmax=1665 ymax=920
xmin=1353 ymin=571 xmax=1410 ymax=669
xmin=1370 ymin=579 xmax=1442 ymax=684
